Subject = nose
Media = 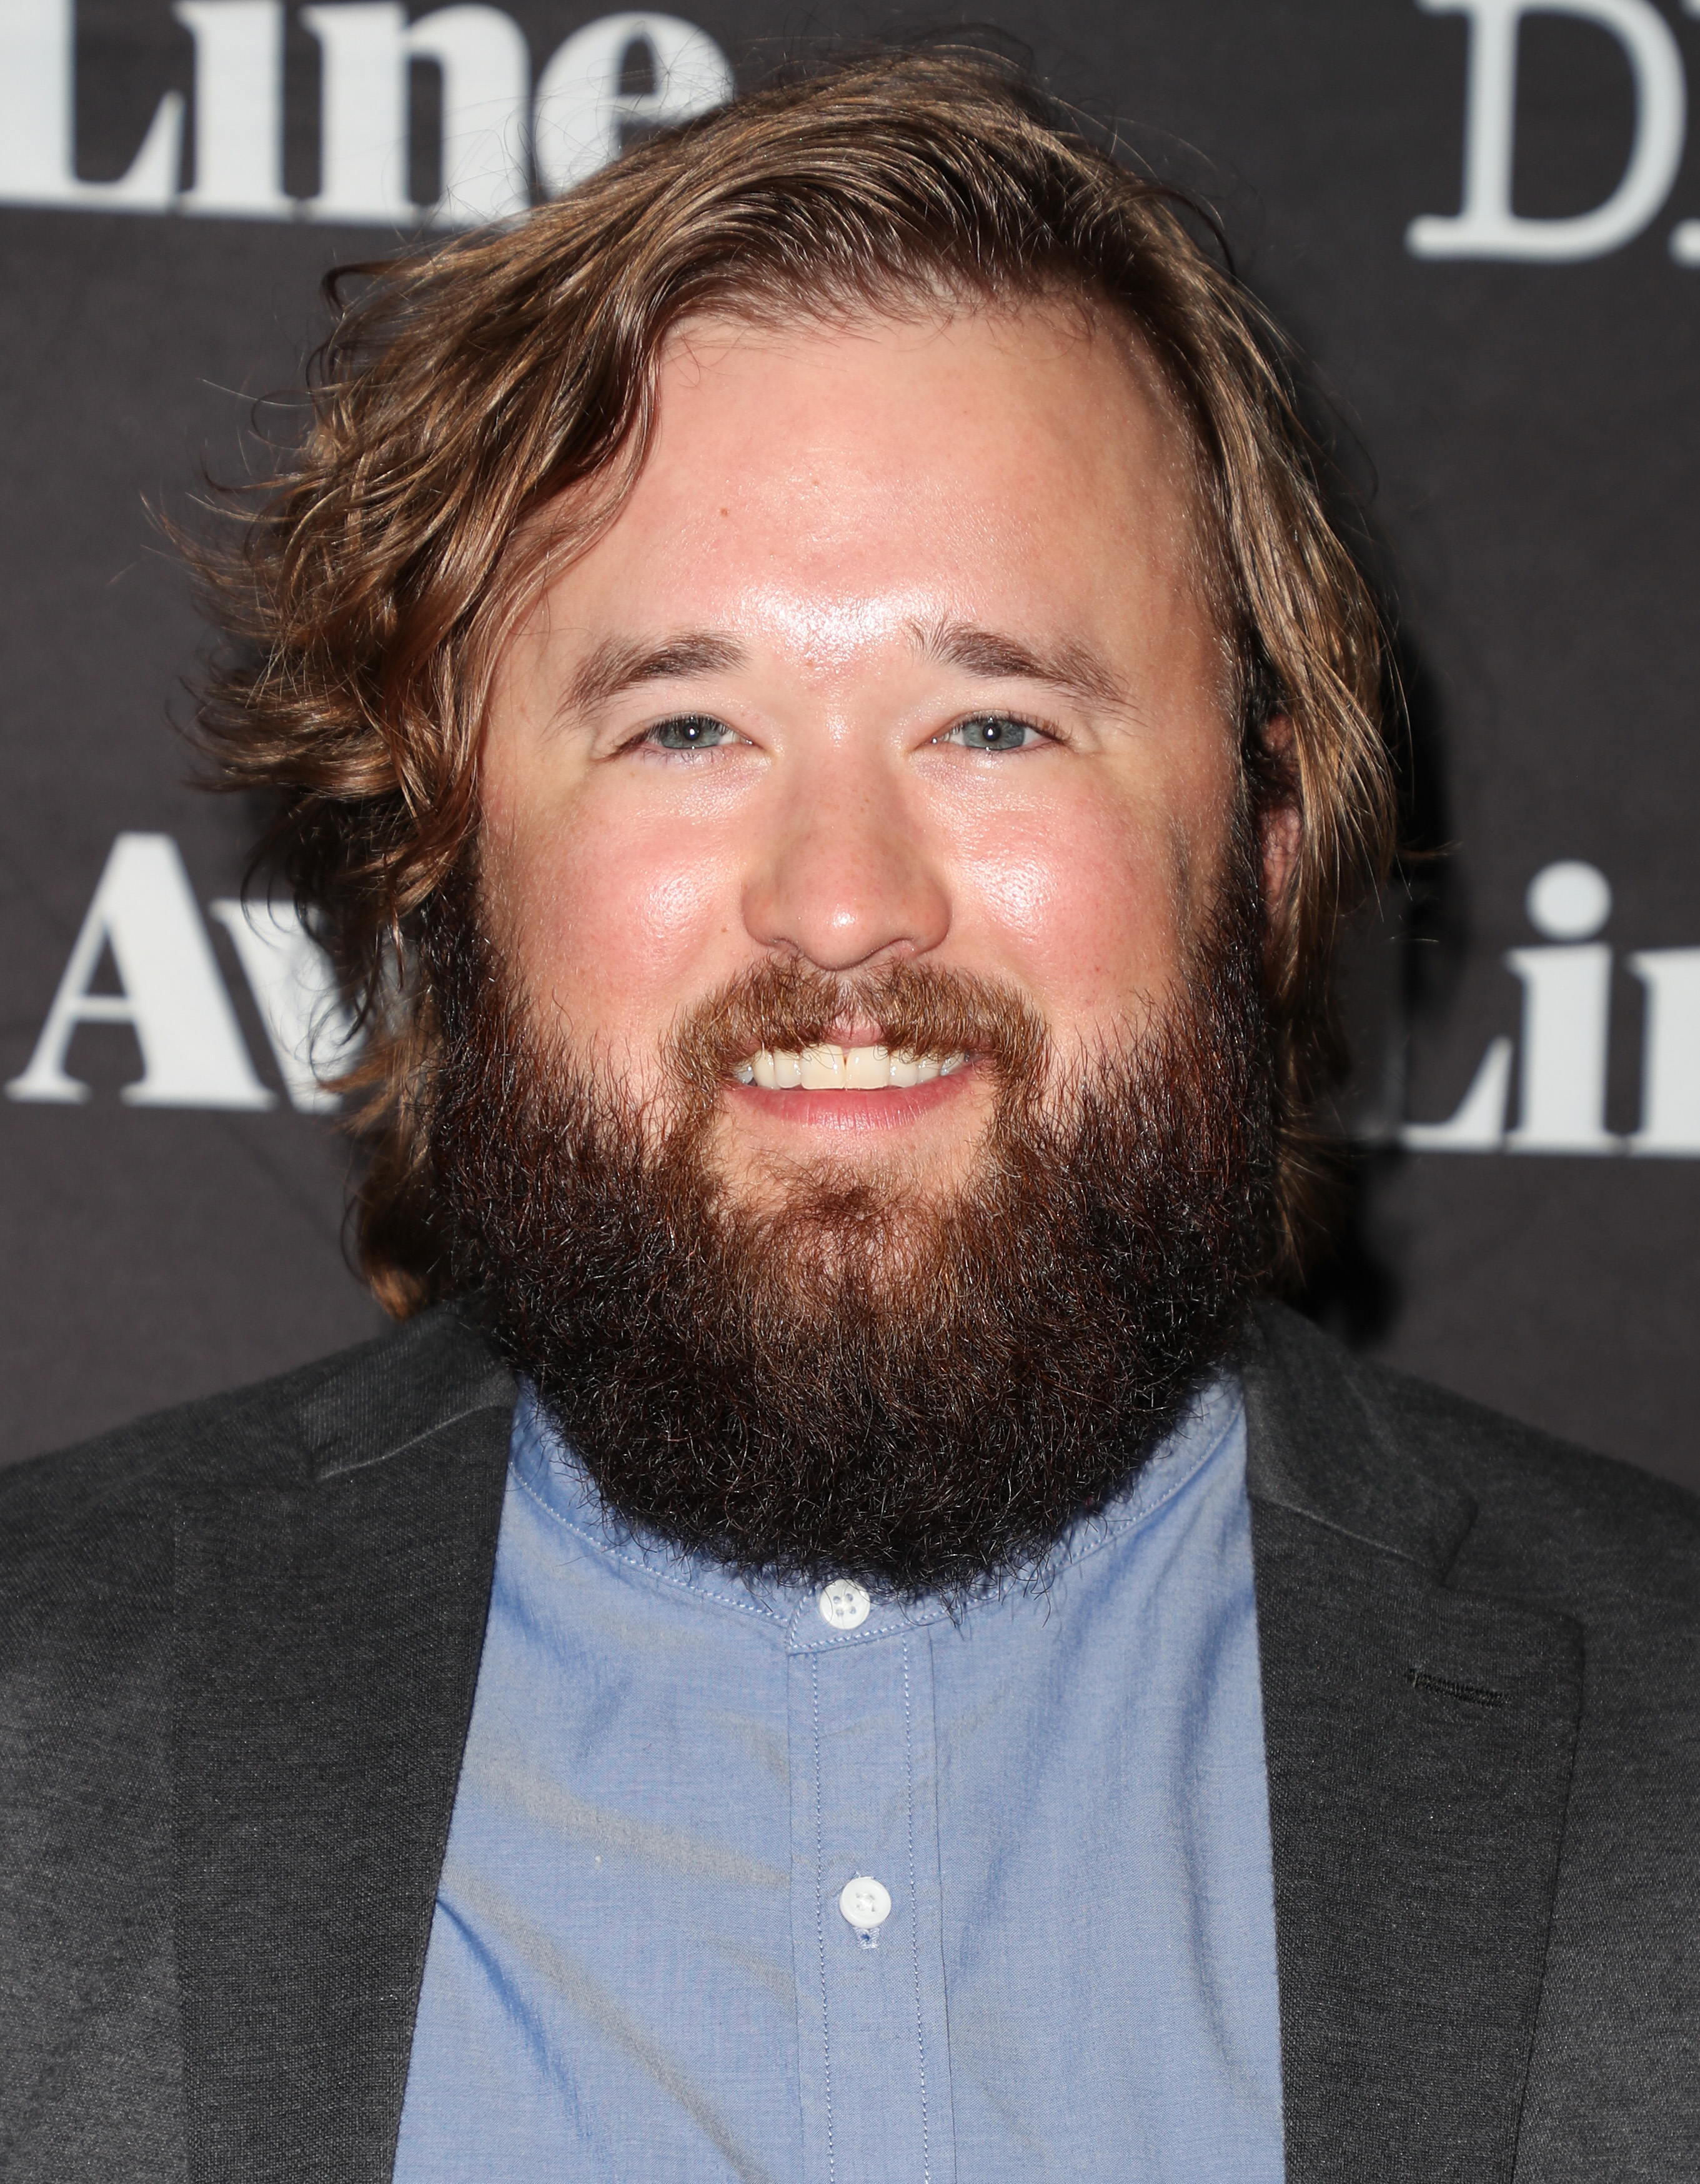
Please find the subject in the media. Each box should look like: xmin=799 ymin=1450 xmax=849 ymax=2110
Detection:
xmin=741 ymin=756 xmax=951 ymax=974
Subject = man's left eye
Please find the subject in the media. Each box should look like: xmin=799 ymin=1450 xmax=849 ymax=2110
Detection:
xmin=940 ymin=714 xmax=1046 ymax=754
xmin=645 ymin=715 xmax=738 ymax=752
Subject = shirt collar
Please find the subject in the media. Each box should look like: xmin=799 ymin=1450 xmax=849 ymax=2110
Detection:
xmin=509 ymin=1369 xmax=1243 ymax=1642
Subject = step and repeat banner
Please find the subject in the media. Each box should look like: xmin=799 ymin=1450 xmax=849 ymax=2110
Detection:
xmin=2 ymin=0 xmax=1697 ymax=1489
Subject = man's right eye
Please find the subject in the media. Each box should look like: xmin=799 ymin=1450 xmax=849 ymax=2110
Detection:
xmin=645 ymin=715 xmax=738 ymax=752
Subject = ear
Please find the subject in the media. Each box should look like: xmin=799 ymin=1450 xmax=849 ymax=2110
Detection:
xmin=1257 ymin=713 xmax=1301 ymax=919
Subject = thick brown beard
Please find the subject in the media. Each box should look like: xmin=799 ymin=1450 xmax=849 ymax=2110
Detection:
xmin=423 ymin=861 xmax=1279 ymax=1600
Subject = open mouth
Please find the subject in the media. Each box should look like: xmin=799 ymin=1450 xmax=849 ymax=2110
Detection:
xmin=732 ymin=1044 xmax=969 ymax=1090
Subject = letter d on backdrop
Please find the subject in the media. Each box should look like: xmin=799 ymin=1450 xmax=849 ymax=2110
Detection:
xmin=1407 ymin=0 xmax=1687 ymax=261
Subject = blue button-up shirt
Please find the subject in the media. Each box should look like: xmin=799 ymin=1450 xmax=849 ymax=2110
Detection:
xmin=394 ymin=1375 xmax=1285 ymax=2182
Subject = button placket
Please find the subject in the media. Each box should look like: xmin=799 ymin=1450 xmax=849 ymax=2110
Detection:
xmin=787 ymin=1620 xmax=955 ymax=2184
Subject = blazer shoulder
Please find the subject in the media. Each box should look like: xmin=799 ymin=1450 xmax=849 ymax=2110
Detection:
xmin=1248 ymin=1300 xmax=1700 ymax=1612
xmin=0 ymin=1303 xmax=510 ymax=1572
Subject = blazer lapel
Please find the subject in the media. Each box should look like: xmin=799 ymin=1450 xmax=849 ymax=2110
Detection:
xmin=1243 ymin=1308 xmax=1583 ymax=2184
xmin=172 ymin=1308 xmax=516 ymax=2184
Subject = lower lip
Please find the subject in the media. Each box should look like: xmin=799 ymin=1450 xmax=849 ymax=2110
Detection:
xmin=725 ymin=1065 xmax=975 ymax=1132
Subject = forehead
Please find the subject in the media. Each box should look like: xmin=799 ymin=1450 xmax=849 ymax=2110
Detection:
xmin=539 ymin=302 xmax=1211 ymax=665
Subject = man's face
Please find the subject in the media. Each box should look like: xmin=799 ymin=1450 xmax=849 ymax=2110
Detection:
xmin=444 ymin=299 xmax=1288 ymax=1590
xmin=479 ymin=302 xmax=1259 ymax=1212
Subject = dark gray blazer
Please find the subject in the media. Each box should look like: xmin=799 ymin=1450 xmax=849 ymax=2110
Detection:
xmin=2 ymin=1302 xmax=1696 ymax=2181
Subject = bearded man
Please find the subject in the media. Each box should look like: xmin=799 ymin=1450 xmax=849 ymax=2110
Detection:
xmin=2 ymin=47 xmax=1696 ymax=2184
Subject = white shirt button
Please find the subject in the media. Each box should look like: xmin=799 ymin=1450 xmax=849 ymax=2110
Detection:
xmin=839 ymin=1875 xmax=892 ymax=1930
xmin=818 ymin=1578 xmax=870 ymax=1630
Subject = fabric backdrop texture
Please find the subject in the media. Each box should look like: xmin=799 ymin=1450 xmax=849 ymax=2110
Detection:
xmin=1 ymin=0 xmax=1696 ymax=1490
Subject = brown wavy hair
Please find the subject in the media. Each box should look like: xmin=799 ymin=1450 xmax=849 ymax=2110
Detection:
xmin=189 ymin=44 xmax=1397 ymax=1316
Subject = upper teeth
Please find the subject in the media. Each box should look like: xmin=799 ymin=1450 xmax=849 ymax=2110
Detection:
xmin=734 ymin=1045 xmax=967 ymax=1090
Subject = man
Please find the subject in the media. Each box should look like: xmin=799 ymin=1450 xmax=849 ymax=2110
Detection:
xmin=2 ymin=47 xmax=1695 ymax=2184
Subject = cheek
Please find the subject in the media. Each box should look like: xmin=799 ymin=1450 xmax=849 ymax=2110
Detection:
xmin=953 ymin=790 xmax=1201 ymax=1032
xmin=492 ymin=794 xmax=741 ymax=1051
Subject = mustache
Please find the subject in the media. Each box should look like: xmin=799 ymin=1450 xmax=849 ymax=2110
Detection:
xmin=665 ymin=957 xmax=1051 ymax=1099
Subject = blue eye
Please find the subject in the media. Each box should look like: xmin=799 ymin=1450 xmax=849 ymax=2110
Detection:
xmin=945 ymin=714 xmax=1044 ymax=753
xmin=646 ymin=715 xmax=737 ymax=752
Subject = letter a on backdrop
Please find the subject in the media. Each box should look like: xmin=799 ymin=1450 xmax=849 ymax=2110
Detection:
xmin=6 ymin=833 xmax=275 ymax=1108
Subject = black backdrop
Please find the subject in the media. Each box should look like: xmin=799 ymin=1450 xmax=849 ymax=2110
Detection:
xmin=4 ymin=0 xmax=1698 ymax=1492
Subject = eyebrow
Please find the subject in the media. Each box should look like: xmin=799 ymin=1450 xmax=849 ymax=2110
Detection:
xmin=912 ymin=618 xmax=1130 ymax=711
xmin=557 ymin=618 xmax=1128 ymax=720
xmin=562 ymin=632 xmax=749 ymax=719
